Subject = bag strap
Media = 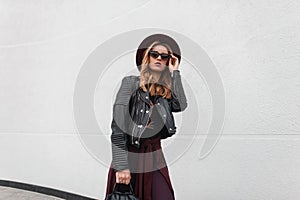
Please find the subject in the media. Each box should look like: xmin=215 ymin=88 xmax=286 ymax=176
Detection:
xmin=113 ymin=182 xmax=135 ymax=194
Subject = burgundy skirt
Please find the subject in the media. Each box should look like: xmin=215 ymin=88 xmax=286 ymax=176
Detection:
xmin=105 ymin=134 xmax=175 ymax=200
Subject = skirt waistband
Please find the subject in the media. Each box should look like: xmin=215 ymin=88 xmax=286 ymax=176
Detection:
xmin=128 ymin=133 xmax=161 ymax=152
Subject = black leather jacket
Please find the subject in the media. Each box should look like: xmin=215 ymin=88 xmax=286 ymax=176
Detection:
xmin=111 ymin=70 xmax=187 ymax=171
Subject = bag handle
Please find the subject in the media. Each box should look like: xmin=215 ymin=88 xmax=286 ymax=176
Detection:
xmin=112 ymin=182 xmax=135 ymax=194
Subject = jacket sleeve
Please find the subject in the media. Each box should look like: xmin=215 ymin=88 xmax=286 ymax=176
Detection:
xmin=169 ymin=70 xmax=188 ymax=112
xmin=110 ymin=76 xmax=133 ymax=172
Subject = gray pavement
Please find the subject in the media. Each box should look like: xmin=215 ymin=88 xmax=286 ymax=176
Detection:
xmin=0 ymin=186 xmax=64 ymax=200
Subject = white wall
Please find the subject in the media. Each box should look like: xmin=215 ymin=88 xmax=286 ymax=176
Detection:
xmin=0 ymin=0 xmax=300 ymax=199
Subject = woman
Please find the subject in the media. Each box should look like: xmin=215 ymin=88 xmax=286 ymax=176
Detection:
xmin=105 ymin=33 xmax=188 ymax=200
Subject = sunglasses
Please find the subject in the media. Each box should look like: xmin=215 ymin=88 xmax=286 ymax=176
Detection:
xmin=148 ymin=50 xmax=171 ymax=60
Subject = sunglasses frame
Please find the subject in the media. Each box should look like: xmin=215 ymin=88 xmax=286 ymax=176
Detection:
xmin=148 ymin=50 xmax=171 ymax=61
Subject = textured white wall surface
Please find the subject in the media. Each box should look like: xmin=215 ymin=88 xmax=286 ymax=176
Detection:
xmin=1 ymin=0 xmax=300 ymax=199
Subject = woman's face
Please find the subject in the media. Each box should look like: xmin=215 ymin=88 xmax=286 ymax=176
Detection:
xmin=148 ymin=45 xmax=169 ymax=73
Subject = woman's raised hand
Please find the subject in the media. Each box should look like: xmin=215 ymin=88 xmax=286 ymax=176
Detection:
xmin=168 ymin=54 xmax=179 ymax=73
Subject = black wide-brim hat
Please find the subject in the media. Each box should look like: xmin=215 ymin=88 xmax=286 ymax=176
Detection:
xmin=135 ymin=33 xmax=181 ymax=72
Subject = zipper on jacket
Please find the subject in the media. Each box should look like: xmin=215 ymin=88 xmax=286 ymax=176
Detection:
xmin=137 ymin=100 xmax=153 ymax=144
xmin=131 ymin=90 xmax=141 ymax=145
xmin=131 ymin=88 xmax=155 ymax=146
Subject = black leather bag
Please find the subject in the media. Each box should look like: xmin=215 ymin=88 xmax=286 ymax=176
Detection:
xmin=105 ymin=183 xmax=139 ymax=200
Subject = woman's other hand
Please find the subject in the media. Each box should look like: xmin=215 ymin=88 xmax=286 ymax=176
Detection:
xmin=116 ymin=168 xmax=131 ymax=185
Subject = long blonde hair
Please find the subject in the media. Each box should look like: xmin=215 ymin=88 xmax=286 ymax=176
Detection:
xmin=139 ymin=41 xmax=173 ymax=99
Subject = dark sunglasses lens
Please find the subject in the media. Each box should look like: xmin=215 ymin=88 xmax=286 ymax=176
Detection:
xmin=161 ymin=54 xmax=170 ymax=60
xmin=149 ymin=51 xmax=159 ymax=58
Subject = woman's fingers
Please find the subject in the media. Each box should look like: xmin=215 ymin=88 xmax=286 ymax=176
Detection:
xmin=116 ymin=172 xmax=120 ymax=183
xmin=116 ymin=171 xmax=131 ymax=184
xmin=169 ymin=54 xmax=179 ymax=72
xmin=116 ymin=171 xmax=122 ymax=183
xmin=169 ymin=54 xmax=179 ymax=71
xmin=172 ymin=54 xmax=178 ymax=65
xmin=123 ymin=173 xmax=131 ymax=185
xmin=125 ymin=179 xmax=130 ymax=185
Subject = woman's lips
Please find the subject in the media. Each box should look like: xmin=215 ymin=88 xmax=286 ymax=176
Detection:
xmin=155 ymin=62 xmax=161 ymax=66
